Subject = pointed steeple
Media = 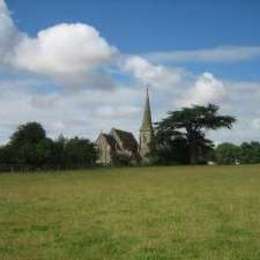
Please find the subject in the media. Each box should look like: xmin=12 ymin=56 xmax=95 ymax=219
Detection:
xmin=139 ymin=87 xmax=154 ymax=162
xmin=141 ymin=87 xmax=153 ymax=131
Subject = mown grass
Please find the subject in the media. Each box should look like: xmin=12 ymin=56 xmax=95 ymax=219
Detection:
xmin=0 ymin=165 xmax=260 ymax=259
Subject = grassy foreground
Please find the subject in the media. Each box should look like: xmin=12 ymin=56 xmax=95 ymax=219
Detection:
xmin=0 ymin=165 xmax=260 ymax=260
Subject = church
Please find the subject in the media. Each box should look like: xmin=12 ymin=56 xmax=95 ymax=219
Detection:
xmin=96 ymin=89 xmax=154 ymax=165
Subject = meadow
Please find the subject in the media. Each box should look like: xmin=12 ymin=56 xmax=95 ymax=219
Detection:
xmin=0 ymin=165 xmax=260 ymax=260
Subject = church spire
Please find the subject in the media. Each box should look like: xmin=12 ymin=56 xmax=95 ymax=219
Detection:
xmin=141 ymin=87 xmax=153 ymax=131
xmin=139 ymin=87 xmax=154 ymax=162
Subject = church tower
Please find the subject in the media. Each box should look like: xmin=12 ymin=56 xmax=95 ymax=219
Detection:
xmin=139 ymin=88 xmax=154 ymax=162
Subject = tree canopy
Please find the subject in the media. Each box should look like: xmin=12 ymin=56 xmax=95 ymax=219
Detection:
xmin=155 ymin=104 xmax=236 ymax=164
xmin=10 ymin=122 xmax=46 ymax=146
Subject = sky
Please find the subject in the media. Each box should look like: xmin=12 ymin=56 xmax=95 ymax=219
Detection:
xmin=1 ymin=0 xmax=260 ymax=144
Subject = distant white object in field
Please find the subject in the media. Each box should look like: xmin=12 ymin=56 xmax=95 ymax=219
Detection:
xmin=207 ymin=161 xmax=216 ymax=166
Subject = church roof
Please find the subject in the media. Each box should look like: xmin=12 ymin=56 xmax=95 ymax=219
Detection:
xmin=110 ymin=128 xmax=138 ymax=152
xmin=141 ymin=88 xmax=153 ymax=131
xmin=102 ymin=133 xmax=116 ymax=149
xmin=97 ymin=133 xmax=116 ymax=150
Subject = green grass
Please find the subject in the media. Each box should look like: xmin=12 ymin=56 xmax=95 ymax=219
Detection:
xmin=1 ymin=165 xmax=260 ymax=259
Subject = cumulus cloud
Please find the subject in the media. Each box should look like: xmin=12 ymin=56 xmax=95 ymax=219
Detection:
xmin=123 ymin=55 xmax=184 ymax=89
xmin=0 ymin=0 xmax=22 ymax=64
xmin=178 ymin=72 xmax=227 ymax=107
xmin=0 ymin=0 xmax=117 ymax=88
xmin=13 ymin=23 xmax=116 ymax=76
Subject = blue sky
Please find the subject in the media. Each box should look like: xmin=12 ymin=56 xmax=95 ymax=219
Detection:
xmin=1 ymin=0 xmax=260 ymax=143
xmin=8 ymin=0 xmax=260 ymax=50
xmin=7 ymin=0 xmax=260 ymax=81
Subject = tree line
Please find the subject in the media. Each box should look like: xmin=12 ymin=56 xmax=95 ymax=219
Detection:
xmin=0 ymin=104 xmax=259 ymax=171
xmin=215 ymin=142 xmax=260 ymax=165
xmin=0 ymin=122 xmax=97 ymax=171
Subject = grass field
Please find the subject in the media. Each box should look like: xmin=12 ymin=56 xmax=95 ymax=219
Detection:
xmin=1 ymin=165 xmax=260 ymax=259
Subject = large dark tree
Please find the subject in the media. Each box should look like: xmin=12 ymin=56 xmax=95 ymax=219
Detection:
xmin=156 ymin=104 xmax=236 ymax=164
xmin=7 ymin=122 xmax=47 ymax=167
xmin=154 ymin=135 xmax=190 ymax=165
xmin=10 ymin=122 xmax=46 ymax=146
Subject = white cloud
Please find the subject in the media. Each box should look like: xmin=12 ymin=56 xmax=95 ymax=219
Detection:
xmin=146 ymin=46 xmax=260 ymax=63
xmin=0 ymin=1 xmax=117 ymax=88
xmin=123 ymin=55 xmax=184 ymax=89
xmin=207 ymin=80 xmax=260 ymax=144
xmin=0 ymin=78 xmax=146 ymax=143
xmin=252 ymin=119 xmax=260 ymax=130
xmin=178 ymin=72 xmax=227 ymax=107
xmin=95 ymin=105 xmax=140 ymax=119
xmin=13 ymin=23 xmax=116 ymax=76
xmin=0 ymin=0 xmax=22 ymax=64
